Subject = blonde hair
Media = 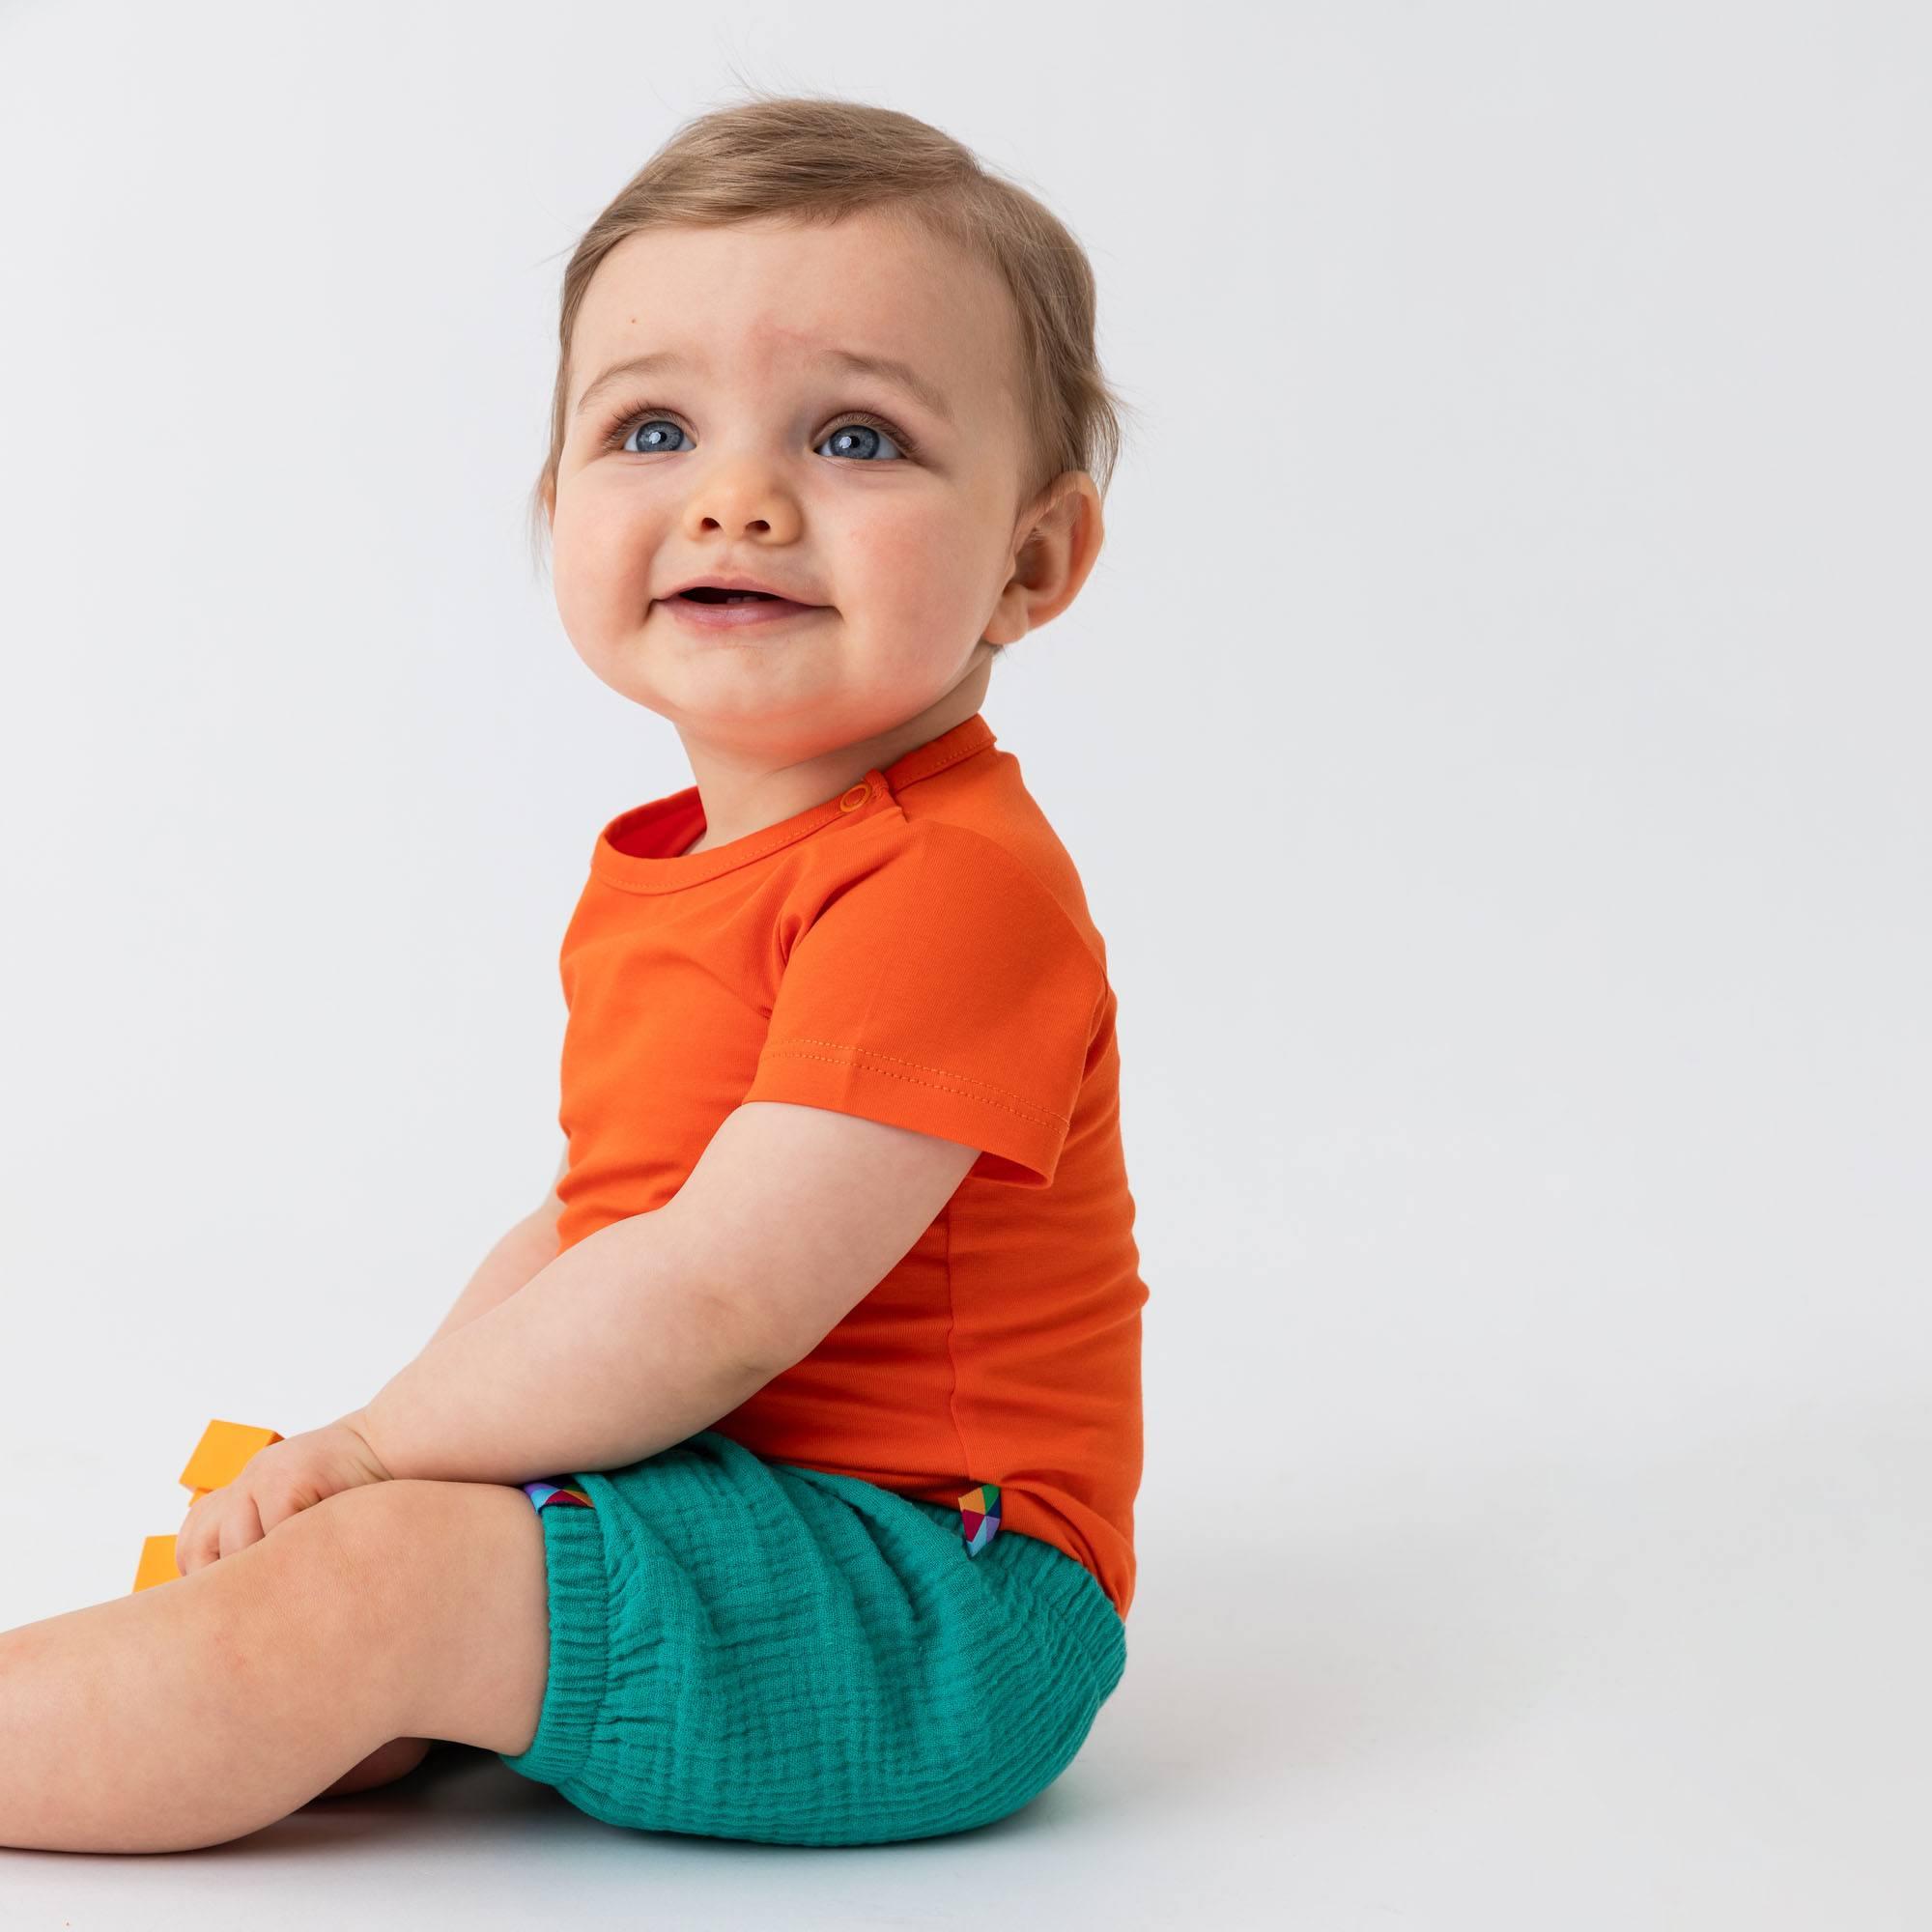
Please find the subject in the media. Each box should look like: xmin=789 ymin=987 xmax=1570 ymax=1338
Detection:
xmin=526 ymin=91 xmax=1137 ymax=654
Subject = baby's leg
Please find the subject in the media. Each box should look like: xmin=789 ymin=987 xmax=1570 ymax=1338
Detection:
xmin=0 ymin=1479 xmax=549 ymax=1853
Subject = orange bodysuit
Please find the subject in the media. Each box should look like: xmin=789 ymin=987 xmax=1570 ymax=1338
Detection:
xmin=553 ymin=711 xmax=1149 ymax=1619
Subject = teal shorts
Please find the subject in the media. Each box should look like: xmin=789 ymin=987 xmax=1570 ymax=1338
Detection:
xmin=497 ymin=1429 xmax=1128 ymax=1846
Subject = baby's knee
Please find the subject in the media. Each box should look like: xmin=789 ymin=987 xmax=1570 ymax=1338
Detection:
xmin=282 ymin=1480 xmax=550 ymax=1751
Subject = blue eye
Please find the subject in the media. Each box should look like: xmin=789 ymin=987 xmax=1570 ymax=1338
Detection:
xmin=814 ymin=420 xmax=908 ymax=462
xmin=620 ymin=417 xmax=693 ymax=455
xmin=600 ymin=402 xmax=919 ymax=463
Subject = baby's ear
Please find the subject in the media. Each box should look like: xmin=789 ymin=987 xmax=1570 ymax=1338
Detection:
xmin=1004 ymin=472 xmax=1104 ymax=632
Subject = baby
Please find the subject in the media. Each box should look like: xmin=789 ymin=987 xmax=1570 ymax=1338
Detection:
xmin=0 ymin=94 xmax=1148 ymax=1854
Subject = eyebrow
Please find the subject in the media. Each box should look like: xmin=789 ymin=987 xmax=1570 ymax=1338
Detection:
xmin=571 ymin=347 xmax=955 ymax=427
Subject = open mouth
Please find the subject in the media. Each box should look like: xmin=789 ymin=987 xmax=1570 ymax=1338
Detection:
xmin=663 ymin=584 xmax=826 ymax=632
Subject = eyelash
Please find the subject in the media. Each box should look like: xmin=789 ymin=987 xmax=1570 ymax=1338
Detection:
xmin=600 ymin=399 xmax=923 ymax=463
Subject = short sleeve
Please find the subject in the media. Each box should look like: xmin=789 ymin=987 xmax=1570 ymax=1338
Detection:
xmin=740 ymin=827 xmax=1106 ymax=1188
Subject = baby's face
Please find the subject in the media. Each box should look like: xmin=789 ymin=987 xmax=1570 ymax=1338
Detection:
xmin=549 ymin=210 xmax=1038 ymax=758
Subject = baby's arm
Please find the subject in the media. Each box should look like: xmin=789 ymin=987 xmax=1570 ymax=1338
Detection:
xmin=355 ymin=1102 xmax=978 ymax=1485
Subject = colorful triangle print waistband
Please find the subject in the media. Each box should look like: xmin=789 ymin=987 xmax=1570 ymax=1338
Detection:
xmin=957 ymin=1482 xmax=1001 ymax=1555
xmin=522 ymin=1478 xmax=595 ymax=1512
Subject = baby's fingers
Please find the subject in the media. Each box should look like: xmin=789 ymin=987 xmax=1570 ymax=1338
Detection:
xmin=253 ymin=1485 xmax=313 ymax=1542
xmin=218 ymin=1491 xmax=267 ymax=1562
xmin=175 ymin=1487 xmax=263 ymax=1575
xmin=175 ymin=1496 xmax=220 ymax=1576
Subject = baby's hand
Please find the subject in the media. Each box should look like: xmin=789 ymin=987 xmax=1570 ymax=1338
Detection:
xmin=174 ymin=1414 xmax=393 ymax=1576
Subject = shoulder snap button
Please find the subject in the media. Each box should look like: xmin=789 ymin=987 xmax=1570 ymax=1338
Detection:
xmin=838 ymin=783 xmax=870 ymax=811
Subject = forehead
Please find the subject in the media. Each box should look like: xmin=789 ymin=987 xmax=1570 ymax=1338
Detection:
xmin=567 ymin=211 xmax=1022 ymax=425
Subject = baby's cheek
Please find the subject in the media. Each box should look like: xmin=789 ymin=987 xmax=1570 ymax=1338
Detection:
xmin=553 ymin=505 xmax=654 ymax=637
xmin=861 ymin=521 xmax=982 ymax=625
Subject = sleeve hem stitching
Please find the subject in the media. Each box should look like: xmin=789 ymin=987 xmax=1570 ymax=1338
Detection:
xmin=754 ymin=1041 xmax=1070 ymax=1128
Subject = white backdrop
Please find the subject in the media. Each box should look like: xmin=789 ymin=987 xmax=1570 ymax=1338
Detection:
xmin=2 ymin=2 xmax=1927 ymax=1925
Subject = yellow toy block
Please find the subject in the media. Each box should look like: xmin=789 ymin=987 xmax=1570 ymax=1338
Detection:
xmin=131 ymin=1419 xmax=283 ymax=1594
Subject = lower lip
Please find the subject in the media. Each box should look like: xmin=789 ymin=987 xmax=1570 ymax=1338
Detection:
xmin=662 ymin=595 xmax=826 ymax=631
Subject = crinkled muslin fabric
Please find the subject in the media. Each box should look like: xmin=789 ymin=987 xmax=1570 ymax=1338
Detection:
xmin=497 ymin=1430 xmax=1128 ymax=1846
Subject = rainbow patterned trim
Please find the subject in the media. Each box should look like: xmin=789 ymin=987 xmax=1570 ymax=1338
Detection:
xmin=956 ymin=1483 xmax=1001 ymax=1555
xmin=521 ymin=1478 xmax=595 ymax=1513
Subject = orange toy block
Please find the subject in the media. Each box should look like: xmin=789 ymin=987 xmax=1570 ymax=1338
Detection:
xmin=130 ymin=1418 xmax=283 ymax=1594
xmin=179 ymin=1419 xmax=283 ymax=1493
xmin=133 ymin=1535 xmax=182 ymax=1594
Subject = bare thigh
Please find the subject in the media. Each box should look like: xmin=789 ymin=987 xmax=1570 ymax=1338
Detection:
xmin=307 ymin=1478 xmax=551 ymax=1756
